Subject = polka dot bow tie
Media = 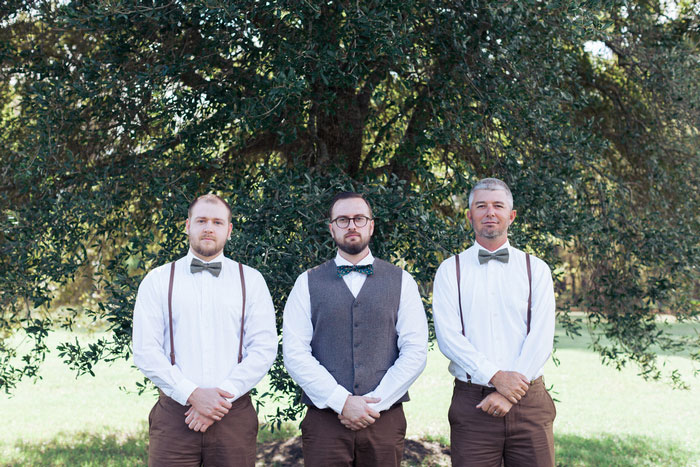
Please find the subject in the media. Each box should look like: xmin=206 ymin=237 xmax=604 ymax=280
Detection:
xmin=336 ymin=264 xmax=374 ymax=277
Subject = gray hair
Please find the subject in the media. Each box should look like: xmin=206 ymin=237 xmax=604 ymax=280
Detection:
xmin=468 ymin=178 xmax=513 ymax=210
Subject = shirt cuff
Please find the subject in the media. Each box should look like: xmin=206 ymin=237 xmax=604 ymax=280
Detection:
xmin=219 ymin=381 xmax=244 ymax=402
xmin=326 ymin=385 xmax=352 ymax=414
xmin=173 ymin=378 xmax=198 ymax=406
xmin=476 ymin=362 xmax=500 ymax=386
xmin=363 ymin=390 xmax=387 ymax=413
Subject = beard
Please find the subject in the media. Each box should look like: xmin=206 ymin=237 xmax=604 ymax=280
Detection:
xmin=473 ymin=224 xmax=506 ymax=240
xmin=335 ymin=235 xmax=370 ymax=255
xmin=191 ymin=237 xmax=225 ymax=258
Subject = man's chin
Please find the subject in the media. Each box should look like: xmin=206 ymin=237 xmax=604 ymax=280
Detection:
xmin=192 ymin=246 xmax=221 ymax=258
xmin=337 ymin=242 xmax=368 ymax=256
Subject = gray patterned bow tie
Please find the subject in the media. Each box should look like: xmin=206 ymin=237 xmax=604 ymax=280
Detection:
xmin=478 ymin=248 xmax=509 ymax=264
xmin=190 ymin=258 xmax=222 ymax=277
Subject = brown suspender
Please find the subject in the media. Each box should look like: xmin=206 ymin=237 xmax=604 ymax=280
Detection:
xmin=168 ymin=262 xmax=176 ymax=365
xmin=525 ymin=253 xmax=532 ymax=335
xmin=454 ymin=251 xmax=532 ymax=337
xmin=455 ymin=254 xmax=466 ymax=336
xmin=237 ymin=262 xmax=246 ymax=364
xmin=167 ymin=260 xmax=247 ymax=366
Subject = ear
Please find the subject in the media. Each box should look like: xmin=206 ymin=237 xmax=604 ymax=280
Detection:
xmin=227 ymin=222 xmax=233 ymax=239
xmin=368 ymin=219 xmax=375 ymax=237
xmin=185 ymin=218 xmax=191 ymax=236
xmin=466 ymin=209 xmax=473 ymax=226
xmin=509 ymin=209 xmax=517 ymax=224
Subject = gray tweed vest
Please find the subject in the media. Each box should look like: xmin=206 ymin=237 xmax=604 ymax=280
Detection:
xmin=301 ymin=258 xmax=409 ymax=407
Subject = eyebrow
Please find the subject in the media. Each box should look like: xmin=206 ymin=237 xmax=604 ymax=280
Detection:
xmin=194 ymin=216 xmax=226 ymax=221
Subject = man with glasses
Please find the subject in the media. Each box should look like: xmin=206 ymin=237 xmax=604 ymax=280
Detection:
xmin=432 ymin=178 xmax=556 ymax=466
xmin=283 ymin=191 xmax=428 ymax=467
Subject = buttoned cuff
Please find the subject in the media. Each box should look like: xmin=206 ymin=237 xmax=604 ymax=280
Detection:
xmin=326 ymin=385 xmax=352 ymax=414
xmin=219 ymin=381 xmax=243 ymax=402
xmin=476 ymin=362 xmax=500 ymax=386
xmin=173 ymin=378 xmax=198 ymax=406
xmin=363 ymin=390 xmax=387 ymax=413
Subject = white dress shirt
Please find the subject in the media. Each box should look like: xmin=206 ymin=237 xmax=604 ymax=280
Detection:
xmin=133 ymin=250 xmax=278 ymax=405
xmin=283 ymin=251 xmax=428 ymax=414
xmin=433 ymin=240 xmax=555 ymax=386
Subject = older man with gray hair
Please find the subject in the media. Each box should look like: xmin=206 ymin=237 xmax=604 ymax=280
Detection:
xmin=432 ymin=178 xmax=556 ymax=466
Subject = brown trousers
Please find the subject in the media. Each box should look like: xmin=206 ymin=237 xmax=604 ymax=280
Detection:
xmin=301 ymin=404 xmax=407 ymax=467
xmin=148 ymin=393 xmax=258 ymax=467
xmin=449 ymin=378 xmax=556 ymax=467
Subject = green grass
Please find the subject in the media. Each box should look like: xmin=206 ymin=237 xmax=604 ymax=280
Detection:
xmin=2 ymin=322 xmax=699 ymax=466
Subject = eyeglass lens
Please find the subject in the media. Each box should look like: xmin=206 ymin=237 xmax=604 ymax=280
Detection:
xmin=335 ymin=216 xmax=368 ymax=228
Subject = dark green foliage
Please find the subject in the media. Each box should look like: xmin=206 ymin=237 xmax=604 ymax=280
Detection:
xmin=1 ymin=0 xmax=698 ymax=414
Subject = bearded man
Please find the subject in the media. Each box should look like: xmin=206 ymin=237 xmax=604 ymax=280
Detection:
xmin=133 ymin=194 xmax=277 ymax=466
xmin=283 ymin=191 xmax=428 ymax=467
xmin=433 ymin=178 xmax=556 ymax=466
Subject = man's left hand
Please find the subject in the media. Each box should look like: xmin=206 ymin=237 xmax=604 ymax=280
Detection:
xmin=476 ymin=392 xmax=513 ymax=417
xmin=489 ymin=370 xmax=529 ymax=404
xmin=338 ymin=395 xmax=381 ymax=431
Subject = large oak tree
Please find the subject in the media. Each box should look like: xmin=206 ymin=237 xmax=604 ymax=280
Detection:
xmin=1 ymin=1 xmax=698 ymax=415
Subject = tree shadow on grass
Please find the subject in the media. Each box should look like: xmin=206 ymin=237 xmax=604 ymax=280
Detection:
xmin=556 ymin=433 xmax=696 ymax=467
xmin=3 ymin=430 xmax=148 ymax=466
xmin=5 ymin=429 xmax=694 ymax=467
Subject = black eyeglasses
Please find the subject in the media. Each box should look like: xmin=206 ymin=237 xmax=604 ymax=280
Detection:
xmin=330 ymin=216 xmax=372 ymax=228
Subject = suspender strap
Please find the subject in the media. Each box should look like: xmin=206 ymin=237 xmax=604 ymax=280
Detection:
xmin=526 ymin=253 xmax=532 ymax=335
xmin=454 ymin=251 xmax=533 ymax=338
xmin=168 ymin=261 xmax=176 ymax=365
xmin=238 ymin=262 xmax=246 ymax=364
xmin=455 ymin=254 xmax=466 ymax=337
xmin=165 ymin=260 xmax=247 ymax=366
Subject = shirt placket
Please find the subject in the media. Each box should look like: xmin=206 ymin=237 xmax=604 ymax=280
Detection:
xmin=486 ymin=261 xmax=504 ymax=367
xmin=201 ymin=270 xmax=215 ymax=383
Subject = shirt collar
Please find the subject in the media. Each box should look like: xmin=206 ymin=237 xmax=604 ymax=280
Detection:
xmin=334 ymin=250 xmax=375 ymax=267
xmin=474 ymin=239 xmax=510 ymax=253
xmin=187 ymin=249 xmax=225 ymax=267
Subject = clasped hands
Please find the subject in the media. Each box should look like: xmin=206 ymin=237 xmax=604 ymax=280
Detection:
xmin=476 ymin=370 xmax=529 ymax=418
xmin=338 ymin=395 xmax=381 ymax=431
xmin=185 ymin=387 xmax=234 ymax=432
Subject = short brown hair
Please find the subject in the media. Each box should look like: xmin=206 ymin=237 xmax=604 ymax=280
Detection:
xmin=188 ymin=194 xmax=233 ymax=222
xmin=328 ymin=191 xmax=373 ymax=219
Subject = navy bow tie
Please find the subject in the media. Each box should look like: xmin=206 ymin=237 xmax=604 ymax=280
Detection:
xmin=190 ymin=258 xmax=222 ymax=277
xmin=478 ymin=248 xmax=509 ymax=264
xmin=337 ymin=264 xmax=374 ymax=278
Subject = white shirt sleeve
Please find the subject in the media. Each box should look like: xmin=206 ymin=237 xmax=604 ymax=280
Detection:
xmin=512 ymin=259 xmax=555 ymax=379
xmin=218 ymin=267 xmax=278 ymax=398
xmin=433 ymin=256 xmax=500 ymax=384
xmin=364 ymin=270 xmax=428 ymax=412
xmin=282 ymin=272 xmax=351 ymax=414
xmin=132 ymin=267 xmax=198 ymax=405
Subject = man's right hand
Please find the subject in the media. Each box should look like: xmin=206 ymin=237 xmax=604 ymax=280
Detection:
xmin=187 ymin=387 xmax=234 ymax=420
xmin=184 ymin=406 xmax=215 ymax=432
xmin=489 ymin=370 xmax=529 ymax=403
xmin=338 ymin=395 xmax=381 ymax=431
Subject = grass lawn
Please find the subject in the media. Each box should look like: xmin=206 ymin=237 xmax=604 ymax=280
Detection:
xmin=1 ymin=322 xmax=698 ymax=466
